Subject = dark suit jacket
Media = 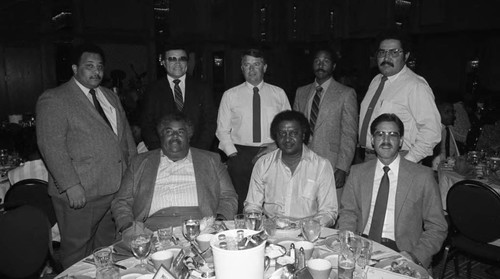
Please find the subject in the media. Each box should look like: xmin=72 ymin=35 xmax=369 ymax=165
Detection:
xmin=294 ymin=79 xmax=358 ymax=172
xmin=36 ymin=78 xmax=137 ymax=198
xmin=338 ymin=158 xmax=447 ymax=267
xmin=111 ymin=148 xmax=238 ymax=232
xmin=140 ymin=76 xmax=217 ymax=150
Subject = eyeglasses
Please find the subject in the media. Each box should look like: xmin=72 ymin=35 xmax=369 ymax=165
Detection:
xmin=373 ymin=131 xmax=400 ymax=139
xmin=376 ymin=48 xmax=404 ymax=58
xmin=166 ymin=56 xmax=188 ymax=63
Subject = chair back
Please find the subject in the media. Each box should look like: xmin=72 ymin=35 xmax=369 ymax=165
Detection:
xmin=446 ymin=179 xmax=500 ymax=243
xmin=4 ymin=179 xmax=56 ymax=227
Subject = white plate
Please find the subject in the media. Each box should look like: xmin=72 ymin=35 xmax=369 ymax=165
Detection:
xmin=121 ymin=273 xmax=143 ymax=279
xmin=137 ymin=275 xmax=154 ymax=279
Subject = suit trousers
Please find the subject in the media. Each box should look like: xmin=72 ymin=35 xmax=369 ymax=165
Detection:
xmin=52 ymin=194 xmax=116 ymax=269
xmin=227 ymin=145 xmax=261 ymax=213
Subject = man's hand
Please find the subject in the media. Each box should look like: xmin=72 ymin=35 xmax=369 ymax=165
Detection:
xmin=252 ymin=143 xmax=277 ymax=164
xmin=65 ymin=184 xmax=86 ymax=209
xmin=334 ymin=169 xmax=347 ymax=189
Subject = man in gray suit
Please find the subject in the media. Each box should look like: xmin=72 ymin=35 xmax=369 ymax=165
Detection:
xmin=338 ymin=113 xmax=447 ymax=268
xmin=36 ymin=43 xmax=137 ymax=268
xmin=294 ymin=49 xmax=358 ymax=199
xmin=112 ymin=113 xmax=238 ymax=235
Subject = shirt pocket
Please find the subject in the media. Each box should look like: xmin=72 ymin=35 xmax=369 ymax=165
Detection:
xmin=300 ymin=179 xmax=317 ymax=201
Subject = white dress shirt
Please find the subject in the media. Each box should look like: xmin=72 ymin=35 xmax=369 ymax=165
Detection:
xmin=363 ymin=155 xmax=401 ymax=240
xmin=216 ymin=81 xmax=291 ymax=156
xmin=149 ymin=151 xmax=198 ymax=216
xmin=74 ymin=78 xmax=118 ymax=135
xmin=244 ymin=146 xmax=338 ymax=227
xmin=359 ymin=66 xmax=441 ymax=162
xmin=167 ymin=74 xmax=186 ymax=101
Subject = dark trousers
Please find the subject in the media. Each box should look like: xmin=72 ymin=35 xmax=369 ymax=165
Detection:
xmin=52 ymin=194 xmax=116 ymax=269
xmin=145 ymin=206 xmax=202 ymax=231
xmin=226 ymin=145 xmax=261 ymax=214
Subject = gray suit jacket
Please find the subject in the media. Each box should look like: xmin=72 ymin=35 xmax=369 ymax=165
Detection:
xmin=111 ymin=148 xmax=238 ymax=232
xmin=36 ymin=78 xmax=137 ymax=198
xmin=338 ymin=158 xmax=448 ymax=267
xmin=294 ymin=79 xmax=358 ymax=172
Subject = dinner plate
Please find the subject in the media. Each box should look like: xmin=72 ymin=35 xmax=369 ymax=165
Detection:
xmin=121 ymin=273 xmax=144 ymax=279
xmin=374 ymin=259 xmax=429 ymax=279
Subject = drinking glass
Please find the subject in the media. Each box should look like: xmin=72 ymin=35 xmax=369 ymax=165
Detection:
xmin=338 ymin=230 xmax=361 ymax=279
xmin=130 ymin=234 xmax=153 ymax=270
xmin=182 ymin=219 xmax=200 ymax=242
xmin=157 ymin=226 xmax=173 ymax=250
xmin=93 ymin=247 xmax=119 ymax=279
xmin=356 ymin=238 xmax=373 ymax=270
xmin=234 ymin=214 xmax=246 ymax=229
xmin=301 ymin=218 xmax=321 ymax=242
xmin=244 ymin=211 xmax=263 ymax=231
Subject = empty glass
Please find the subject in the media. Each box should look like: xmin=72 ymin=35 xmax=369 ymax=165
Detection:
xmin=301 ymin=218 xmax=321 ymax=242
xmin=244 ymin=211 xmax=263 ymax=231
xmin=130 ymin=234 xmax=152 ymax=271
xmin=182 ymin=219 xmax=200 ymax=242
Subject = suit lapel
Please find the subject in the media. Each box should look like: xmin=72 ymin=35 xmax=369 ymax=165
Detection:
xmin=394 ymin=159 xmax=412 ymax=224
xmin=314 ymin=80 xmax=339 ymax=129
xmin=361 ymin=160 xmax=377 ymax=227
xmin=138 ymin=150 xmax=161 ymax=221
xmin=191 ymin=149 xmax=212 ymax=214
xmin=100 ymin=87 xmax=121 ymax=139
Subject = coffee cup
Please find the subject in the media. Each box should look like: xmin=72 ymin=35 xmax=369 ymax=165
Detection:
xmin=294 ymin=240 xmax=314 ymax=260
xmin=307 ymin=259 xmax=332 ymax=279
xmin=196 ymin=234 xmax=214 ymax=252
xmin=151 ymin=250 xmax=174 ymax=270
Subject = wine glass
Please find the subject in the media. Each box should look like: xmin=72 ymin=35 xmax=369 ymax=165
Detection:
xmin=182 ymin=219 xmax=200 ymax=242
xmin=301 ymin=218 xmax=321 ymax=242
xmin=130 ymin=234 xmax=152 ymax=271
xmin=244 ymin=211 xmax=263 ymax=231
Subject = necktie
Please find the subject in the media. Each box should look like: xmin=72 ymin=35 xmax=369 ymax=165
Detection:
xmin=89 ymin=89 xmax=112 ymax=128
xmin=445 ymin=127 xmax=451 ymax=158
xmin=173 ymin=79 xmax=183 ymax=111
xmin=309 ymin=86 xmax=323 ymax=135
xmin=359 ymin=76 xmax=388 ymax=147
xmin=369 ymin=166 xmax=390 ymax=243
xmin=253 ymin=87 xmax=261 ymax=143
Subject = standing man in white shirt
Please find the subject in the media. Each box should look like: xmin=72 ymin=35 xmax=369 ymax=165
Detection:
xmin=216 ymin=49 xmax=291 ymax=213
xmin=359 ymin=30 xmax=441 ymax=163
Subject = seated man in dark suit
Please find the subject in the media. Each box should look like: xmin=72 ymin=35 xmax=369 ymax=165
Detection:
xmin=338 ymin=113 xmax=447 ymax=268
xmin=112 ymin=113 xmax=238 ymax=235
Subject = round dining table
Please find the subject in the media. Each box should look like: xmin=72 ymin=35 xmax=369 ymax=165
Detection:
xmin=54 ymin=221 xmax=408 ymax=279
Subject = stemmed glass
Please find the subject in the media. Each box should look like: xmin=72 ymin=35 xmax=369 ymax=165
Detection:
xmin=130 ymin=234 xmax=153 ymax=271
xmin=182 ymin=219 xmax=200 ymax=242
xmin=301 ymin=218 xmax=321 ymax=242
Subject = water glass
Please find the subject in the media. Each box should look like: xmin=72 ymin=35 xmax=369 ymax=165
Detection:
xmin=356 ymin=238 xmax=373 ymax=270
xmin=93 ymin=247 xmax=119 ymax=279
xmin=182 ymin=219 xmax=200 ymax=242
xmin=234 ymin=214 xmax=246 ymax=229
xmin=130 ymin=234 xmax=152 ymax=270
xmin=244 ymin=211 xmax=263 ymax=231
xmin=338 ymin=251 xmax=355 ymax=279
xmin=301 ymin=218 xmax=321 ymax=242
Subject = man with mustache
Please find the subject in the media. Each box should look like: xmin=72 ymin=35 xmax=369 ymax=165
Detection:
xmin=244 ymin=110 xmax=337 ymax=226
xmin=36 ymin=43 xmax=137 ymax=268
xmin=294 ymin=49 xmax=358 ymax=202
xmin=359 ymin=30 xmax=441 ymax=163
xmin=112 ymin=113 xmax=238 ymax=234
xmin=216 ymin=49 xmax=290 ymax=213
xmin=338 ymin=113 xmax=447 ymax=268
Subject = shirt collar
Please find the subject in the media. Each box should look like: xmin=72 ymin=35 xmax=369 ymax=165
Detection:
xmin=167 ymin=74 xmax=186 ymax=84
xmin=376 ymin=154 xmax=401 ymax=171
xmin=245 ymin=81 xmax=264 ymax=90
xmin=73 ymin=77 xmax=99 ymax=96
xmin=314 ymin=76 xmax=333 ymax=90
xmin=275 ymin=144 xmax=313 ymax=163
xmin=386 ymin=65 xmax=407 ymax=83
xmin=161 ymin=148 xmax=192 ymax=164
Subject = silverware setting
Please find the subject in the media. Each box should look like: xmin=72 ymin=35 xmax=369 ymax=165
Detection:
xmin=83 ymin=258 xmax=127 ymax=270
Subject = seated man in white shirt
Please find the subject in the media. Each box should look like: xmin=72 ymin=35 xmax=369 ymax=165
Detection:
xmin=111 ymin=113 xmax=238 ymax=235
xmin=244 ymin=110 xmax=338 ymax=227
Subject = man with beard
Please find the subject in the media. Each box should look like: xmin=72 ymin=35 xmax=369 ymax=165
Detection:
xmin=112 ymin=113 xmax=238 ymax=235
xmin=338 ymin=113 xmax=447 ymax=268
xmin=359 ymin=30 xmax=441 ymax=163
xmin=216 ymin=49 xmax=290 ymax=213
xmin=294 ymin=49 xmax=358 ymax=200
xmin=244 ymin=111 xmax=337 ymax=227
xmin=36 ymin=43 xmax=137 ymax=268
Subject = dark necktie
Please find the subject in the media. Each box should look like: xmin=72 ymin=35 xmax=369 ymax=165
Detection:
xmin=360 ymin=76 xmax=388 ymax=147
xmin=369 ymin=166 xmax=390 ymax=243
xmin=173 ymin=79 xmax=183 ymax=111
xmin=253 ymin=87 xmax=261 ymax=143
xmin=89 ymin=89 xmax=112 ymax=128
xmin=445 ymin=127 xmax=451 ymax=157
xmin=309 ymin=86 xmax=323 ymax=135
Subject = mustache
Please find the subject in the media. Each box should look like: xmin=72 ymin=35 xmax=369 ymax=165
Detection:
xmin=168 ymin=139 xmax=181 ymax=145
xmin=315 ymin=69 xmax=327 ymax=74
xmin=380 ymin=61 xmax=394 ymax=67
xmin=379 ymin=143 xmax=393 ymax=148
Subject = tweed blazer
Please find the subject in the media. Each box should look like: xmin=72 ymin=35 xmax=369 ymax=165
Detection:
xmin=111 ymin=148 xmax=238 ymax=232
xmin=36 ymin=78 xmax=137 ymax=198
xmin=140 ymin=77 xmax=217 ymax=150
xmin=338 ymin=157 xmax=448 ymax=267
xmin=294 ymin=79 xmax=358 ymax=172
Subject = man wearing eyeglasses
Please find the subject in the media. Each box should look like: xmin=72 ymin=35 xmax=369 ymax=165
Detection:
xmin=359 ymin=30 xmax=441 ymax=163
xmin=141 ymin=47 xmax=217 ymax=151
xmin=338 ymin=113 xmax=447 ymax=268
xmin=216 ymin=49 xmax=291 ymax=213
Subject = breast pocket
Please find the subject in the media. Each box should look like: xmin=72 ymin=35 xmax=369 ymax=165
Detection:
xmin=300 ymin=179 xmax=317 ymax=201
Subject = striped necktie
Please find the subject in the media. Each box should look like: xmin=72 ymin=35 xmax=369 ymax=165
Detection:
xmin=309 ymin=86 xmax=323 ymax=135
xmin=173 ymin=79 xmax=183 ymax=111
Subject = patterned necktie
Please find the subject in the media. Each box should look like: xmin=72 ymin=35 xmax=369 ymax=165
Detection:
xmin=173 ymin=79 xmax=183 ymax=111
xmin=359 ymin=76 xmax=388 ymax=147
xmin=89 ymin=89 xmax=112 ymax=128
xmin=369 ymin=166 xmax=390 ymax=243
xmin=445 ymin=127 xmax=451 ymax=157
xmin=309 ymin=86 xmax=323 ymax=135
xmin=253 ymin=87 xmax=261 ymax=143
